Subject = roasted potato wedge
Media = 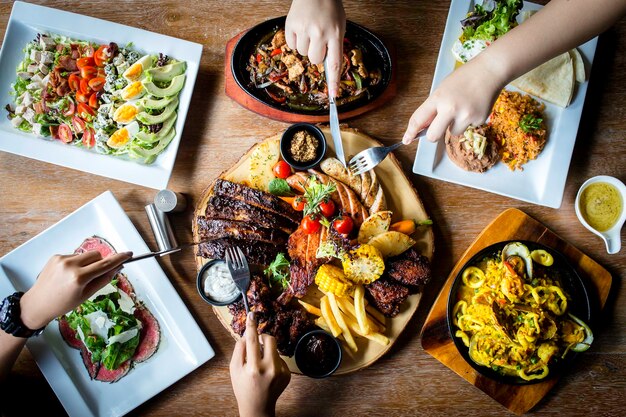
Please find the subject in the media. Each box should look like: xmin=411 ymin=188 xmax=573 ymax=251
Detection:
xmin=248 ymin=139 xmax=280 ymax=192
xmin=357 ymin=210 xmax=393 ymax=244
xmin=367 ymin=231 xmax=416 ymax=258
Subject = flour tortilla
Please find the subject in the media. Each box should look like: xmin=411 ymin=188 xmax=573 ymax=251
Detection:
xmin=569 ymin=48 xmax=586 ymax=83
xmin=511 ymin=52 xmax=574 ymax=107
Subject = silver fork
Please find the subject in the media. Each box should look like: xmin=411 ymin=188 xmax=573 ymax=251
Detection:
xmin=348 ymin=142 xmax=404 ymax=175
xmin=224 ymin=246 xmax=251 ymax=314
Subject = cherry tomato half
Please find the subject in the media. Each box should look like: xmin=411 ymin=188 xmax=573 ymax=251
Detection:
xmin=77 ymin=57 xmax=95 ymax=69
xmin=333 ymin=215 xmax=354 ymax=235
xmin=88 ymin=77 xmax=105 ymax=92
xmin=71 ymin=116 xmax=86 ymax=134
xmin=79 ymin=78 xmax=91 ymax=95
xmin=272 ymin=160 xmax=292 ymax=179
xmin=77 ymin=103 xmax=96 ymax=119
xmin=80 ymin=66 xmax=97 ymax=80
xmin=292 ymin=196 xmax=305 ymax=212
xmin=58 ymin=123 xmax=73 ymax=143
xmin=94 ymin=45 xmax=110 ymax=67
xmin=68 ymin=74 xmax=81 ymax=92
xmin=88 ymin=92 xmax=98 ymax=109
xmin=302 ymin=215 xmax=321 ymax=235
xmin=76 ymin=91 xmax=90 ymax=104
xmin=82 ymin=127 xmax=95 ymax=148
xmin=62 ymin=100 xmax=75 ymax=117
xmin=319 ymin=199 xmax=336 ymax=218
xmin=81 ymin=44 xmax=95 ymax=58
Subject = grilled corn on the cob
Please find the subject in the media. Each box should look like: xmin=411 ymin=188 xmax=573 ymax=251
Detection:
xmin=342 ymin=244 xmax=385 ymax=285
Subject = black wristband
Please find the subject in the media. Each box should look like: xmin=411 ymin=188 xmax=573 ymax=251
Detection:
xmin=0 ymin=292 xmax=45 ymax=338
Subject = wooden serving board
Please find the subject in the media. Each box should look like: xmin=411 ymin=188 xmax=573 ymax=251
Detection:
xmin=193 ymin=126 xmax=434 ymax=375
xmin=420 ymin=208 xmax=612 ymax=415
xmin=224 ymin=31 xmax=397 ymax=123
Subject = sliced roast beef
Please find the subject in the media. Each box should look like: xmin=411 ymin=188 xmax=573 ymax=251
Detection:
xmin=74 ymin=236 xmax=116 ymax=258
xmin=212 ymin=179 xmax=300 ymax=224
xmin=115 ymin=273 xmax=136 ymax=301
xmin=197 ymin=238 xmax=283 ymax=266
xmin=132 ymin=306 xmax=161 ymax=363
xmin=80 ymin=345 xmax=100 ymax=380
xmin=58 ymin=317 xmax=83 ymax=350
xmin=205 ymin=196 xmax=296 ymax=234
xmin=196 ymin=217 xmax=289 ymax=245
xmin=95 ymin=360 xmax=131 ymax=383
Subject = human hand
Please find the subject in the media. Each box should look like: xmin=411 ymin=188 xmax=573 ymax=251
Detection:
xmin=230 ymin=312 xmax=291 ymax=417
xmin=19 ymin=251 xmax=132 ymax=330
xmin=402 ymin=56 xmax=507 ymax=144
xmin=285 ymin=0 xmax=346 ymax=97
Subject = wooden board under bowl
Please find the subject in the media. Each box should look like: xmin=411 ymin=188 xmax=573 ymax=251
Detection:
xmin=193 ymin=126 xmax=434 ymax=375
xmin=420 ymin=208 xmax=612 ymax=414
xmin=224 ymin=29 xmax=397 ymax=123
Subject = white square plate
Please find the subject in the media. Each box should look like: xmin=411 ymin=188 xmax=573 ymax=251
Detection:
xmin=0 ymin=191 xmax=214 ymax=417
xmin=413 ymin=0 xmax=597 ymax=208
xmin=0 ymin=1 xmax=203 ymax=189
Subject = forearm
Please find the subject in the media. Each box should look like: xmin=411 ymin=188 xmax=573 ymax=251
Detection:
xmin=0 ymin=331 xmax=26 ymax=381
xmin=477 ymin=0 xmax=626 ymax=83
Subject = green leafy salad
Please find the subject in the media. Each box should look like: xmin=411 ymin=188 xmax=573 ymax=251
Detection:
xmin=452 ymin=0 xmax=523 ymax=63
xmin=64 ymin=278 xmax=141 ymax=370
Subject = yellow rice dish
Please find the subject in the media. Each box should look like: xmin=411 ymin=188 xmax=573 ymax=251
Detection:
xmin=488 ymin=90 xmax=547 ymax=171
xmin=452 ymin=242 xmax=593 ymax=381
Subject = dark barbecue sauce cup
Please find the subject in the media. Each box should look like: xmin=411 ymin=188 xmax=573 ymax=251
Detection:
xmin=294 ymin=329 xmax=342 ymax=378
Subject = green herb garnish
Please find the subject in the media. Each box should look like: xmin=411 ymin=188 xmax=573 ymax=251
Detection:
xmin=302 ymin=176 xmax=336 ymax=218
xmin=519 ymin=114 xmax=543 ymax=133
xmin=264 ymin=253 xmax=291 ymax=290
xmin=268 ymin=178 xmax=294 ymax=196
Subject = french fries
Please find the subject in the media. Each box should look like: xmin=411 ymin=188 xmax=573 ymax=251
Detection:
xmin=298 ymin=300 xmax=321 ymax=316
xmin=328 ymin=293 xmax=358 ymax=352
xmin=353 ymin=285 xmax=369 ymax=334
xmin=303 ymin=286 xmax=390 ymax=351
xmin=320 ymin=296 xmax=342 ymax=338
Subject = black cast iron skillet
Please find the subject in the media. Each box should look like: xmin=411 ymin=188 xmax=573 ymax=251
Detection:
xmin=231 ymin=16 xmax=392 ymax=116
xmin=447 ymin=240 xmax=593 ymax=385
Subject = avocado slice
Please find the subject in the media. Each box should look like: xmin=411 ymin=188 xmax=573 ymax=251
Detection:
xmin=129 ymin=127 xmax=176 ymax=163
xmin=136 ymin=98 xmax=179 ymax=125
xmin=147 ymin=61 xmax=186 ymax=82
xmin=142 ymin=74 xmax=185 ymax=98
xmin=141 ymin=95 xmax=177 ymax=111
xmin=135 ymin=115 xmax=176 ymax=144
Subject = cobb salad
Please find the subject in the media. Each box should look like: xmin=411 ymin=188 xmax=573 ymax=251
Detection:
xmin=5 ymin=33 xmax=187 ymax=164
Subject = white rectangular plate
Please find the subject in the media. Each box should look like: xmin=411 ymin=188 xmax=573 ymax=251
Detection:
xmin=0 ymin=191 xmax=214 ymax=417
xmin=413 ymin=0 xmax=597 ymax=208
xmin=0 ymin=1 xmax=203 ymax=189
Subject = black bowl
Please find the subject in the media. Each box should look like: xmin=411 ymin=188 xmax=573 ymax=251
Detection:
xmin=294 ymin=330 xmax=342 ymax=378
xmin=447 ymin=240 xmax=593 ymax=385
xmin=196 ymin=259 xmax=242 ymax=307
xmin=231 ymin=16 xmax=393 ymax=116
xmin=280 ymin=123 xmax=327 ymax=170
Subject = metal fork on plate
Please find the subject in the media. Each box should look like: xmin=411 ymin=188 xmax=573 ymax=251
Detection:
xmin=224 ymin=246 xmax=251 ymax=314
xmin=348 ymin=142 xmax=404 ymax=175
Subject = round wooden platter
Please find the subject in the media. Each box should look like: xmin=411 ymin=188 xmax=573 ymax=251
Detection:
xmin=192 ymin=126 xmax=434 ymax=375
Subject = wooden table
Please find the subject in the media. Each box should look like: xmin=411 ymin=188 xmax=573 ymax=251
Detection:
xmin=0 ymin=1 xmax=624 ymax=415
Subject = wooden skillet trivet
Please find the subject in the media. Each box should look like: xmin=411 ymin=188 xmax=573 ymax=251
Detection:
xmin=420 ymin=208 xmax=612 ymax=415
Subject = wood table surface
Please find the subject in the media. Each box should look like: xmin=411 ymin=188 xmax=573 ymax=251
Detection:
xmin=0 ymin=1 xmax=624 ymax=416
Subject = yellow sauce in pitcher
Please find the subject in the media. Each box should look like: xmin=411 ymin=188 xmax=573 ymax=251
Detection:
xmin=579 ymin=182 xmax=623 ymax=232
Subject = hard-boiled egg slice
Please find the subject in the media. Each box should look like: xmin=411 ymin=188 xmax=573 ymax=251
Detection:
xmin=113 ymin=101 xmax=143 ymax=124
xmin=122 ymin=55 xmax=154 ymax=83
xmin=107 ymin=121 xmax=139 ymax=149
xmin=120 ymin=81 xmax=146 ymax=101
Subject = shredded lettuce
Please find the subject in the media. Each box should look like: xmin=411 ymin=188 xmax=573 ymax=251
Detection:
xmin=462 ymin=0 xmax=522 ymax=42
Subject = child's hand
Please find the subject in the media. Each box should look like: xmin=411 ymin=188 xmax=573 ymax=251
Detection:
xmin=230 ymin=312 xmax=291 ymax=417
xmin=19 ymin=251 xmax=132 ymax=329
xmin=402 ymin=57 xmax=506 ymax=144
xmin=285 ymin=0 xmax=346 ymax=97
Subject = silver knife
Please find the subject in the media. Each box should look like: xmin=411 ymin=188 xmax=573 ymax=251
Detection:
xmin=325 ymin=60 xmax=346 ymax=167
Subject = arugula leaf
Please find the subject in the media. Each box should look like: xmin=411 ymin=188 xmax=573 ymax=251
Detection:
xmin=102 ymin=333 xmax=140 ymax=370
xmin=463 ymin=0 xmax=522 ymax=42
xmin=264 ymin=253 xmax=291 ymax=289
